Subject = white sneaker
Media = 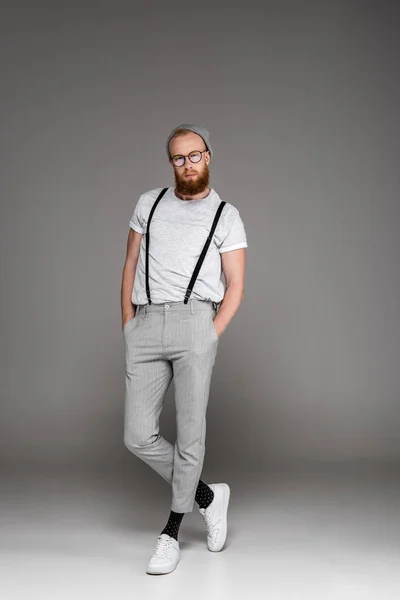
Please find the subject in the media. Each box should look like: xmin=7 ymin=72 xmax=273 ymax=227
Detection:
xmin=198 ymin=483 xmax=230 ymax=552
xmin=146 ymin=533 xmax=180 ymax=575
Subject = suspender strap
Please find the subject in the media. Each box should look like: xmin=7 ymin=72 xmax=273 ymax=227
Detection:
xmin=183 ymin=200 xmax=226 ymax=304
xmin=145 ymin=187 xmax=168 ymax=305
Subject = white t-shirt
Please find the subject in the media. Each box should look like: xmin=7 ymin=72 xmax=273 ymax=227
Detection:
xmin=129 ymin=186 xmax=248 ymax=305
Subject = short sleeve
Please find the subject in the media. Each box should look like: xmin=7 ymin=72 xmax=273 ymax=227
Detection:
xmin=129 ymin=195 xmax=145 ymax=234
xmin=219 ymin=212 xmax=248 ymax=254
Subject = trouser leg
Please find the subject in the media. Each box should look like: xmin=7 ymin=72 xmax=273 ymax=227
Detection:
xmin=167 ymin=304 xmax=219 ymax=513
xmin=123 ymin=311 xmax=174 ymax=484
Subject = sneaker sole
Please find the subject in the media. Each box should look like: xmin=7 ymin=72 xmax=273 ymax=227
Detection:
xmin=146 ymin=556 xmax=180 ymax=575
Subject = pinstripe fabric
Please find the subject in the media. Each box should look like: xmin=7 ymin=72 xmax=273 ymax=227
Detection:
xmin=123 ymin=299 xmax=219 ymax=513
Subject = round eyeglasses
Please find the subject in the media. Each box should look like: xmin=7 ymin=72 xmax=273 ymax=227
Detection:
xmin=170 ymin=149 xmax=208 ymax=167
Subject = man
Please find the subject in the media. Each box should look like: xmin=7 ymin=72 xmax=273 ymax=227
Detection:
xmin=120 ymin=123 xmax=247 ymax=574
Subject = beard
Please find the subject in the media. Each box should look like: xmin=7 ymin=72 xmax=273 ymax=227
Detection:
xmin=174 ymin=162 xmax=210 ymax=197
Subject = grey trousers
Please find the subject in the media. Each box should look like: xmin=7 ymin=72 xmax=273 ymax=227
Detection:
xmin=123 ymin=299 xmax=219 ymax=513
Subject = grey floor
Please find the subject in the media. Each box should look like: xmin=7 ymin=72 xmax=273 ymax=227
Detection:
xmin=2 ymin=465 xmax=400 ymax=600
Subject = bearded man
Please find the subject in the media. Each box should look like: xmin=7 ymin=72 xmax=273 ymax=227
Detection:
xmin=121 ymin=123 xmax=248 ymax=574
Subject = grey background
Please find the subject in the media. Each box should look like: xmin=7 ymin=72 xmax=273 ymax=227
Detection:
xmin=1 ymin=0 xmax=399 ymax=474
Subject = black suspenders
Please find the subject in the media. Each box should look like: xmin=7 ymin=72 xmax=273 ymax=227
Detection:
xmin=183 ymin=199 xmax=226 ymax=304
xmin=145 ymin=187 xmax=168 ymax=305
xmin=145 ymin=187 xmax=226 ymax=305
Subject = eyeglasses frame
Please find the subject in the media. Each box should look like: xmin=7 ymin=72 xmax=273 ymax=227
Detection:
xmin=169 ymin=148 xmax=209 ymax=167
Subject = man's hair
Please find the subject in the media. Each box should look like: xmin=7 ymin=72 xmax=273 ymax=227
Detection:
xmin=171 ymin=128 xmax=193 ymax=139
xmin=168 ymin=128 xmax=208 ymax=157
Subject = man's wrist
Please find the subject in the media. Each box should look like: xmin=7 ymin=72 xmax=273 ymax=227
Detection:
xmin=213 ymin=315 xmax=225 ymax=337
xmin=122 ymin=303 xmax=135 ymax=323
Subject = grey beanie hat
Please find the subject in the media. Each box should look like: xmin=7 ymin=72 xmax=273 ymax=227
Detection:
xmin=166 ymin=123 xmax=213 ymax=160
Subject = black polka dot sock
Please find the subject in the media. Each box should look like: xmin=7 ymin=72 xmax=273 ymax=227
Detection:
xmin=160 ymin=510 xmax=185 ymax=541
xmin=195 ymin=480 xmax=215 ymax=509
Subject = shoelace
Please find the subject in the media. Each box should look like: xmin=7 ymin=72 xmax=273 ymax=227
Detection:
xmin=154 ymin=536 xmax=172 ymax=557
xmin=200 ymin=510 xmax=218 ymax=540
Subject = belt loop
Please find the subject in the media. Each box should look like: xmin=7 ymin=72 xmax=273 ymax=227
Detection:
xmin=143 ymin=304 xmax=148 ymax=319
xmin=190 ymin=299 xmax=194 ymax=315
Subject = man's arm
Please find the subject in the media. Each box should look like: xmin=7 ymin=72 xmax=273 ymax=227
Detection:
xmin=121 ymin=228 xmax=142 ymax=329
xmin=213 ymin=248 xmax=246 ymax=337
